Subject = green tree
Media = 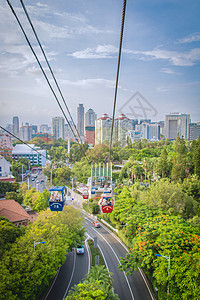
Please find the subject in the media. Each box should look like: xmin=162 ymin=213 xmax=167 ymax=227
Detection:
xmin=53 ymin=166 xmax=72 ymax=186
xmin=171 ymin=136 xmax=190 ymax=182
xmin=192 ymin=137 xmax=200 ymax=176
xmin=72 ymin=158 xmax=91 ymax=183
xmin=0 ymin=206 xmax=85 ymax=300
xmin=23 ymin=188 xmax=38 ymax=208
xmin=33 ymin=189 xmax=49 ymax=212
xmin=142 ymin=179 xmax=199 ymax=219
xmin=5 ymin=191 xmax=23 ymax=204
xmin=182 ymin=174 xmax=200 ymax=204
xmin=0 ymin=217 xmax=22 ymax=259
xmin=69 ymin=143 xmax=88 ymax=163
xmin=66 ymin=282 xmax=107 ymax=300
xmin=156 ymin=148 xmax=169 ymax=178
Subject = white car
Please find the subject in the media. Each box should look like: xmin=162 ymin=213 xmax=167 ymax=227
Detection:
xmin=76 ymin=245 xmax=84 ymax=255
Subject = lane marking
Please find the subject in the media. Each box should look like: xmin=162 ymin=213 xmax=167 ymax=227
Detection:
xmin=92 ymin=227 xmax=135 ymax=300
xmin=62 ymin=249 xmax=76 ymax=300
xmin=85 ymin=214 xmax=155 ymax=300
xmin=138 ymin=267 xmax=156 ymax=300
xmin=44 ymin=266 xmax=61 ymax=300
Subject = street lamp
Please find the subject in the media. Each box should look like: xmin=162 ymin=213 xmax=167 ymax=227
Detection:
xmin=34 ymin=241 xmax=46 ymax=250
xmin=22 ymin=164 xmax=25 ymax=183
xmin=155 ymin=254 xmax=170 ymax=295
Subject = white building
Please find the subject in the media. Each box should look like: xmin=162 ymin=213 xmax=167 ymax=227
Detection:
xmin=164 ymin=113 xmax=190 ymax=140
xmin=12 ymin=144 xmax=46 ymax=166
xmin=95 ymin=113 xmax=132 ymax=147
xmin=115 ymin=114 xmax=133 ymax=147
xmin=95 ymin=114 xmax=115 ymax=145
xmin=0 ymin=156 xmax=12 ymax=177
xmin=126 ymin=130 xmax=142 ymax=143
xmin=51 ymin=117 xmax=64 ymax=140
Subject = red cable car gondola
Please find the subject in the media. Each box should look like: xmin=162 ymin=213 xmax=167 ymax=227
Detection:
xmin=99 ymin=193 xmax=113 ymax=213
xmin=82 ymin=188 xmax=89 ymax=199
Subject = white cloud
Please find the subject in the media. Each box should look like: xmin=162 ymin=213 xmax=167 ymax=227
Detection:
xmin=72 ymin=44 xmax=123 ymax=59
xmin=70 ymin=44 xmax=125 ymax=59
xmin=0 ymin=44 xmax=56 ymax=76
xmin=178 ymin=33 xmax=200 ymax=44
xmin=60 ymin=78 xmax=115 ymax=88
xmin=160 ymin=68 xmax=176 ymax=74
xmin=70 ymin=44 xmax=200 ymax=67
xmin=134 ymin=48 xmax=200 ymax=66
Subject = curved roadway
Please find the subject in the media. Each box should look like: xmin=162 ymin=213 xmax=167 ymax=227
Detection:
xmin=85 ymin=214 xmax=154 ymax=300
xmin=44 ymin=201 xmax=155 ymax=300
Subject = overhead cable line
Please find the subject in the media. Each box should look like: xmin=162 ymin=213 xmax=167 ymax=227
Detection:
xmin=19 ymin=0 xmax=83 ymax=145
xmin=0 ymin=125 xmax=47 ymax=161
xmin=109 ymin=0 xmax=127 ymax=159
xmin=6 ymin=0 xmax=87 ymax=159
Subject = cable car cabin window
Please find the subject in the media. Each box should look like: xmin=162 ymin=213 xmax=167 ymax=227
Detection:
xmin=50 ymin=191 xmax=62 ymax=202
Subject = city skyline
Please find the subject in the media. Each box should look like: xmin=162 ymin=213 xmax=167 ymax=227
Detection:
xmin=2 ymin=110 xmax=200 ymax=129
xmin=0 ymin=1 xmax=200 ymax=126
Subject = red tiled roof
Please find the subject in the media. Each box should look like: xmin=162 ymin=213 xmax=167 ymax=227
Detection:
xmin=0 ymin=199 xmax=31 ymax=223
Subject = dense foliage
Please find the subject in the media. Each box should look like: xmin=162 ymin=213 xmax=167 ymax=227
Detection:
xmin=0 ymin=181 xmax=19 ymax=197
xmin=0 ymin=207 xmax=85 ymax=300
xmin=102 ymin=180 xmax=200 ymax=299
xmin=66 ymin=265 xmax=119 ymax=300
xmin=0 ymin=217 xmax=24 ymax=259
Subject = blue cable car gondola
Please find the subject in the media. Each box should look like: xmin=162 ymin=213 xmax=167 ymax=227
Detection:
xmin=48 ymin=186 xmax=66 ymax=211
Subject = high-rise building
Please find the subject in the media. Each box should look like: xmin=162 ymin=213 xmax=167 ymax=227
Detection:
xmin=85 ymin=109 xmax=97 ymax=146
xmin=115 ymin=114 xmax=133 ymax=147
xmin=95 ymin=113 xmax=132 ymax=147
xmin=164 ymin=113 xmax=190 ymax=140
xmin=13 ymin=116 xmax=19 ymax=137
xmin=149 ymin=123 xmax=160 ymax=140
xmin=131 ymin=119 xmax=138 ymax=130
xmin=85 ymin=108 xmax=97 ymax=127
xmin=189 ymin=123 xmax=200 ymax=140
xmin=77 ymin=104 xmax=84 ymax=137
xmin=51 ymin=117 xmax=64 ymax=140
xmin=32 ymin=125 xmax=38 ymax=135
xmin=39 ymin=124 xmax=51 ymax=133
xmin=20 ymin=126 xmax=33 ymax=141
xmin=139 ymin=119 xmax=151 ymax=124
xmin=140 ymin=122 xmax=150 ymax=139
xmin=5 ymin=124 xmax=13 ymax=134
xmin=95 ymin=113 xmax=113 ymax=145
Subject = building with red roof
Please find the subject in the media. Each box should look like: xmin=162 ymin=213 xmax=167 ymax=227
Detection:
xmin=0 ymin=199 xmax=33 ymax=226
xmin=95 ymin=113 xmax=133 ymax=147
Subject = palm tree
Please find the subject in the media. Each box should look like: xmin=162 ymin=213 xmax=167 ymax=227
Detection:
xmin=131 ymin=163 xmax=144 ymax=183
xmin=85 ymin=265 xmax=113 ymax=288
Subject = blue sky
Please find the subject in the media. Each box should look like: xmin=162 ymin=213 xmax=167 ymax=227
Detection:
xmin=0 ymin=0 xmax=200 ymax=127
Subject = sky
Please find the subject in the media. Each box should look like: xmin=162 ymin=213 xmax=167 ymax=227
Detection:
xmin=0 ymin=0 xmax=200 ymax=128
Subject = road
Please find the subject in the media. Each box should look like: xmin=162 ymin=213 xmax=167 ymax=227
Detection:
xmin=85 ymin=214 xmax=154 ymax=300
xmin=44 ymin=240 xmax=90 ymax=300
xmin=44 ymin=201 xmax=154 ymax=300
